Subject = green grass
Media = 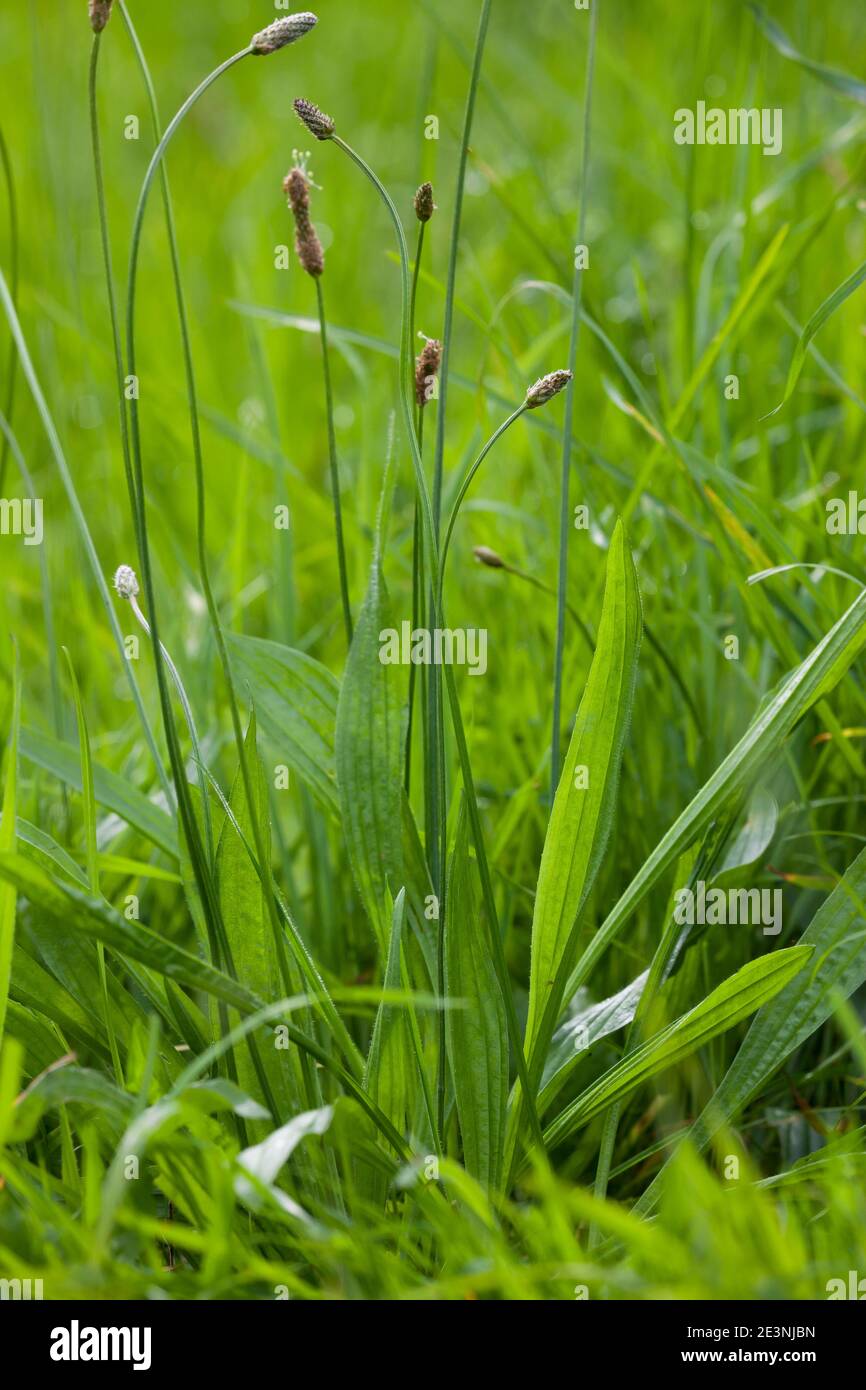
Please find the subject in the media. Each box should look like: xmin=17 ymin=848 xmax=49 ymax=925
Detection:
xmin=1 ymin=0 xmax=866 ymax=1300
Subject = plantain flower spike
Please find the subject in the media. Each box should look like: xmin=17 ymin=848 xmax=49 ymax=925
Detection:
xmin=251 ymin=13 xmax=318 ymax=55
xmin=525 ymin=369 xmax=573 ymax=409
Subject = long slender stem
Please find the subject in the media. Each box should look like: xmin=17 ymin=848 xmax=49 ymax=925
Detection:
xmin=331 ymin=131 xmax=545 ymax=1162
xmin=0 ymin=267 xmax=170 ymax=803
xmin=315 ymin=276 xmax=353 ymax=644
xmin=405 ymin=222 xmax=426 ymax=796
xmin=431 ymin=0 xmax=492 ymax=533
xmin=0 ymin=125 xmax=19 ymax=499
xmin=123 ymin=35 xmax=314 ymax=1119
xmin=426 ymin=0 xmax=492 ymax=935
xmin=551 ymin=0 xmax=599 ymax=792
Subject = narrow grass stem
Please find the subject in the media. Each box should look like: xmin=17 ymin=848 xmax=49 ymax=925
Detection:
xmin=331 ymin=131 xmax=545 ymax=1160
xmin=315 ymin=276 xmax=353 ymax=644
xmin=0 ymin=267 xmax=171 ymax=804
xmin=551 ymin=0 xmax=598 ymax=792
xmin=431 ymin=0 xmax=492 ymax=534
xmin=0 ymin=125 xmax=19 ymax=499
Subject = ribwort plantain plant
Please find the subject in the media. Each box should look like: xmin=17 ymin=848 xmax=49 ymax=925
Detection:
xmin=4 ymin=0 xmax=866 ymax=1309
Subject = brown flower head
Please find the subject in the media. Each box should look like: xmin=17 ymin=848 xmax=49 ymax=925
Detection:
xmin=293 ymin=98 xmax=335 ymax=141
xmin=414 ymin=182 xmax=435 ymax=223
xmin=525 ymin=369 xmax=573 ymax=409
xmin=415 ymin=338 xmax=442 ymax=408
xmin=251 ymin=13 xmax=318 ymax=55
xmin=88 ymin=0 xmax=113 ymax=31
xmin=284 ymin=167 xmax=324 ymax=278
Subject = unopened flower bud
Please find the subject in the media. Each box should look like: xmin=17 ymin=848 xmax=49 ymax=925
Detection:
xmin=251 ymin=13 xmax=318 ymax=55
xmin=414 ymin=182 xmax=435 ymax=222
xmin=113 ymin=564 xmax=139 ymax=600
xmin=525 ymin=369 xmax=573 ymax=408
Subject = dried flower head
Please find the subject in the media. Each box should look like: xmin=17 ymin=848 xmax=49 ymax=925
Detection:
xmin=525 ymin=369 xmax=573 ymax=409
xmin=283 ymin=167 xmax=324 ymax=278
xmin=415 ymin=337 xmax=442 ymax=408
xmin=113 ymin=564 xmax=139 ymax=600
xmin=473 ymin=545 xmax=505 ymax=569
xmin=293 ymin=98 xmax=335 ymax=141
xmin=414 ymin=182 xmax=435 ymax=223
xmin=251 ymin=12 xmax=318 ymax=55
xmin=88 ymin=0 xmax=113 ymax=32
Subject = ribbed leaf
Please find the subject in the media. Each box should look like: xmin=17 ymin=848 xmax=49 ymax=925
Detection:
xmin=525 ymin=519 xmax=642 ymax=1063
xmin=637 ymin=847 xmax=866 ymax=1214
xmin=226 ymin=632 xmax=340 ymax=814
xmin=335 ymin=549 xmax=404 ymax=957
xmin=544 ymin=946 xmax=811 ymax=1149
xmin=445 ymin=808 xmax=508 ymax=1190
xmin=562 ymin=582 xmax=866 ymax=1008
xmin=0 ymin=852 xmax=262 ymax=1014
xmin=363 ymin=889 xmax=411 ymax=1132
xmin=19 ymin=724 xmax=176 ymax=858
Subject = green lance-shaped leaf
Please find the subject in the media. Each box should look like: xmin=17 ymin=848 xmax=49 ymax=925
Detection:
xmin=0 ymin=852 xmax=262 ymax=1015
xmin=636 ymin=846 xmax=866 ymax=1216
xmin=561 ymin=580 xmax=866 ymax=1013
xmin=445 ymin=805 xmax=508 ymax=1191
xmin=543 ymin=946 xmax=812 ymax=1150
xmin=524 ymin=519 xmax=642 ymax=1063
xmin=363 ymin=889 xmax=412 ymax=1134
xmin=226 ymin=633 xmax=340 ymax=815
xmin=216 ymin=715 xmax=301 ymax=1120
xmin=19 ymin=724 xmax=176 ymax=858
xmin=335 ymin=542 xmax=404 ymax=958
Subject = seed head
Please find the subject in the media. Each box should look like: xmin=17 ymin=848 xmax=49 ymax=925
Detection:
xmin=283 ymin=167 xmax=324 ymax=278
xmin=251 ymin=12 xmax=318 ymax=55
xmin=473 ymin=545 xmax=505 ymax=569
xmin=525 ymin=369 xmax=573 ymax=409
xmin=415 ymin=338 xmax=442 ymax=408
xmin=88 ymin=0 xmax=113 ymax=32
xmin=293 ymin=98 xmax=335 ymax=141
xmin=414 ymin=182 xmax=435 ymax=223
xmin=113 ymin=564 xmax=139 ymax=600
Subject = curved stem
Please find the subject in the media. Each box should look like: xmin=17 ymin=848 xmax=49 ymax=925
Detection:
xmin=124 ymin=47 xmax=254 ymax=971
xmin=123 ymin=36 xmax=313 ymax=1118
xmin=315 ymin=276 xmax=353 ymax=644
xmin=437 ymin=405 xmax=527 ymax=607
